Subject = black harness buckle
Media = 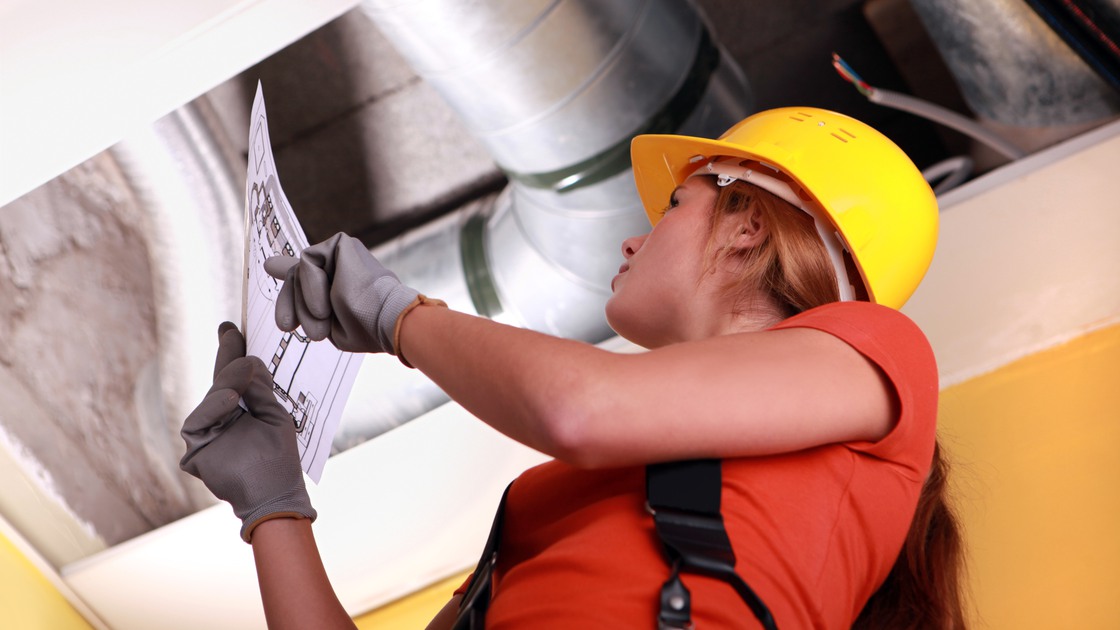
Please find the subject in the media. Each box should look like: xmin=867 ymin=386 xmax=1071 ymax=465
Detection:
xmin=647 ymin=459 xmax=779 ymax=630
xmin=658 ymin=559 xmax=694 ymax=630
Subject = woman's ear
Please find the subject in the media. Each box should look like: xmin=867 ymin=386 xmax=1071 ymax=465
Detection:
xmin=727 ymin=206 xmax=768 ymax=251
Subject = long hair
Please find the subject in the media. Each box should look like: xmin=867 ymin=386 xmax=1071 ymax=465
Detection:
xmin=853 ymin=443 xmax=967 ymax=629
xmin=710 ymin=179 xmax=968 ymax=628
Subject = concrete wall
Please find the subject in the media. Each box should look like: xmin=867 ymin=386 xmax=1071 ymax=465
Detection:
xmin=0 ymin=155 xmax=198 ymax=561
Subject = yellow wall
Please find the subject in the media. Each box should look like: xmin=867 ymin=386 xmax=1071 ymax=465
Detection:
xmin=940 ymin=323 xmax=1120 ymax=628
xmin=0 ymin=530 xmax=93 ymax=630
xmin=356 ymin=324 xmax=1120 ymax=629
xmin=354 ymin=572 xmax=469 ymax=629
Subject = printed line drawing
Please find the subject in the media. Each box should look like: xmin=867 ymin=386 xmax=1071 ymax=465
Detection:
xmin=241 ymin=82 xmax=363 ymax=482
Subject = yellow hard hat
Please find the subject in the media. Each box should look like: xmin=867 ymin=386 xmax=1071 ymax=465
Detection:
xmin=630 ymin=107 xmax=938 ymax=309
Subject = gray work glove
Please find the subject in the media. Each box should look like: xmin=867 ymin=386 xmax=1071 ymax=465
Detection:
xmin=264 ymin=232 xmax=420 ymax=355
xmin=180 ymin=322 xmax=316 ymax=542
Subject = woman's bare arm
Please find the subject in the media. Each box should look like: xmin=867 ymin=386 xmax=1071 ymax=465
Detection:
xmin=251 ymin=518 xmax=357 ymax=630
xmin=425 ymin=594 xmax=464 ymax=630
xmin=398 ymin=305 xmax=896 ymax=468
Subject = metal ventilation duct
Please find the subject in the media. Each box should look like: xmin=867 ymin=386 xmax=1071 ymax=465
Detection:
xmin=908 ymin=0 xmax=1120 ymax=130
xmin=359 ymin=0 xmax=749 ymax=336
xmin=334 ymin=0 xmax=753 ymax=447
xmin=111 ymin=1 xmax=753 ymax=455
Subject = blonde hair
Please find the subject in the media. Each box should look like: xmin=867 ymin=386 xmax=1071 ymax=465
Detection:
xmin=706 ymin=179 xmax=841 ymax=317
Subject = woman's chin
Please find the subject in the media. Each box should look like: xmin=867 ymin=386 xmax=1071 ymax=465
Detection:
xmin=605 ymin=305 xmax=656 ymax=349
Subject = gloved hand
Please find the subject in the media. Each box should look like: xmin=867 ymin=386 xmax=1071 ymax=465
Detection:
xmin=264 ymin=232 xmax=422 ymax=355
xmin=180 ymin=322 xmax=316 ymax=542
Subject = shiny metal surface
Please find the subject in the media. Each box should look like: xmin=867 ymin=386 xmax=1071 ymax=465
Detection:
xmin=335 ymin=0 xmax=752 ymax=444
xmin=909 ymin=0 xmax=1120 ymax=127
xmin=3 ymin=2 xmax=755 ymax=504
xmin=361 ymin=0 xmax=708 ymax=173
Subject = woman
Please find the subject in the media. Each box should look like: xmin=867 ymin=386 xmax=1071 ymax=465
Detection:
xmin=180 ymin=107 xmax=966 ymax=628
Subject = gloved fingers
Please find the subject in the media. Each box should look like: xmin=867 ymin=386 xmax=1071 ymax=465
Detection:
xmin=272 ymin=266 xmax=300 ymax=331
xmin=291 ymin=271 xmax=331 ymax=341
xmin=213 ymin=322 xmax=247 ymax=380
xmin=301 ymin=233 xmax=346 ymax=275
xmin=274 ymin=266 xmax=301 ymax=332
xmin=182 ymin=388 xmax=243 ymax=432
xmin=269 ymin=245 xmax=333 ymax=334
xmin=179 ymin=389 xmax=243 ymax=477
xmin=239 ymin=359 xmax=296 ymax=428
xmin=209 ymin=355 xmax=263 ymax=400
xmin=263 ymin=255 xmax=298 ymax=281
xmin=296 ymin=254 xmax=332 ymax=320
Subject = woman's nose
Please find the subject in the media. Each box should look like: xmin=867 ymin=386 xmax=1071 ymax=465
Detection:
xmin=621 ymin=234 xmax=648 ymax=259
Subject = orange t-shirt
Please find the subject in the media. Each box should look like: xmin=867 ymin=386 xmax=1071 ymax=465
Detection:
xmin=471 ymin=301 xmax=938 ymax=628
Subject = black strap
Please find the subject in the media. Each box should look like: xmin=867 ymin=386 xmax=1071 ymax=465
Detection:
xmin=451 ymin=483 xmax=512 ymax=630
xmin=647 ymin=459 xmax=778 ymax=630
xmin=454 ymin=463 xmax=778 ymax=629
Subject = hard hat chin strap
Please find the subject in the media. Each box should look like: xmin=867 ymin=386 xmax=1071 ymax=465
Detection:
xmin=690 ymin=158 xmax=855 ymax=302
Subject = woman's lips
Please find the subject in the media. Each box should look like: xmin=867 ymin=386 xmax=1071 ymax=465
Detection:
xmin=611 ymin=263 xmax=630 ymax=291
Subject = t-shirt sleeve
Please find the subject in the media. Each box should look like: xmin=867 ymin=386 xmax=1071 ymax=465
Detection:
xmin=771 ymin=301 xmax=939 ymax=481
xmin=453 ymin=572 xmax=475 ymax=597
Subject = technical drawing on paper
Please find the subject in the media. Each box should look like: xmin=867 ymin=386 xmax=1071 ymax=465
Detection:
xmin=242 ymin=82 xmax=363 ymax=482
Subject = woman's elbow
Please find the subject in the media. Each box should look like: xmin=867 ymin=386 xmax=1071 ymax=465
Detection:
xmin=528 ymin=363 xmax=623 ymax=468
xmin=534 ymin=404 xmax=614 ymax=469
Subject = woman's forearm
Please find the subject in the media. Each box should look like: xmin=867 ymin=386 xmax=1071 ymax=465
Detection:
xmin=251 ymin=518 xmax=357 ymax=630
xmin=397 ymin=303 xmax=611 ymax=461
xmin=396 ymin=303 xmax=897 ymax=468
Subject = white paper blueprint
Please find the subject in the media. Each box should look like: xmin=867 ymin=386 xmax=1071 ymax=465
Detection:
xmin=242 ymin=82 xmax=362 ymax=483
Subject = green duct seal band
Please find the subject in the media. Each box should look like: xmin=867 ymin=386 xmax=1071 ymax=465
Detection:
xmin=461 ymin=26 xmax=722 ymax=319
xmin=460 ymin=211 xmax=504 ymax=318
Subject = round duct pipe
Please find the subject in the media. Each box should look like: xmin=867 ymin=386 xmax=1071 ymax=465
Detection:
xmin=332 ymin=0 xmax=753 ymax=447
xmin=359 ymin=0 xmax=750 ymax=339
xmin=908 ymin=0 xmax=1120 ymax=152
xmin=103 ymin=2 xmax=754 ymax=454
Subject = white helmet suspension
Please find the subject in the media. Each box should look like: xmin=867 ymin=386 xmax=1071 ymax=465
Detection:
xmin=688 ymin=156 xmax=855 ymax=301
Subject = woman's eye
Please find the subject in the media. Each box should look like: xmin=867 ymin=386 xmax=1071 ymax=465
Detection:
xmin=659 ymin=194 xmax=680 ymax=216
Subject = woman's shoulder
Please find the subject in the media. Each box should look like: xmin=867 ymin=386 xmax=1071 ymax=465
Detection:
xmin=771 ymin=300 xmax=938 ymax=420
xmin=771 ymin=301 xmax=934 ymax=367
xmin=772 ymin=301 xmax=939 ymax=473
xmin=774 ymin=300 xmax=920 ymax=331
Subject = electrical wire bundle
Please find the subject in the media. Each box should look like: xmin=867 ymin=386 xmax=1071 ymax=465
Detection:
xmin=831 ymin=53 xmax=1027 ymax=194
xmin=831 ymin=53 xmax=1025 ymax=162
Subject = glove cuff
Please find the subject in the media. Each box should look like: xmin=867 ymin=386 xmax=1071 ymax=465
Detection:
xmin=393 ymin=294 xmax=448 ymax=368
xmin=228 ymin=456 xmax=317 ymax=543
xmin=373 ymin=278 xmax=419 ymax=354
xmin=241 ymin=507 xmax=318 ymax=543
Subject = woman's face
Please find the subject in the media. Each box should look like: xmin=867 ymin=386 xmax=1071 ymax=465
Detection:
xmin=605 ymin=176 xmax=721 ymax=347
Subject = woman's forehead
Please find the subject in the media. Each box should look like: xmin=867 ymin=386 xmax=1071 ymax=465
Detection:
xmin=678 ymin=176 xmax=717 ymax=195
